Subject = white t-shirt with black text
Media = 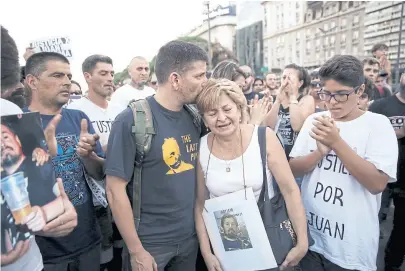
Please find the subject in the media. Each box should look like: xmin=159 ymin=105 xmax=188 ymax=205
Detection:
xmin=290 ymin=111 xmax=398 ymax=271
xmin=67 ymin=97 xmax=122 ymax=148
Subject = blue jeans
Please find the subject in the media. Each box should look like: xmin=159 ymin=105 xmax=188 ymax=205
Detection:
xmin=122 ymin=236 xmax=199 ymax=271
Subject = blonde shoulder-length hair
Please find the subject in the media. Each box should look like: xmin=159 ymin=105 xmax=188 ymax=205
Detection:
xmin=196 ymin=78 xmax=249 ymax=124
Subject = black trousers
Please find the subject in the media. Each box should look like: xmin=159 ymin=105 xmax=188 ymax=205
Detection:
xmin=385 ymin=193 xmax=405 ymax=271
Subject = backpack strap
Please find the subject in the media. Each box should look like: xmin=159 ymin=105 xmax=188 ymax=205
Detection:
xmin=128 ymin=99 xmax=155 ymax=229
xmin=184 ymin=104 xmax=202 ymax=134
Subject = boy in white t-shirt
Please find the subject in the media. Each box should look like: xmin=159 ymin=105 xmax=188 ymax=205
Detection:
xmin=289 ymin=55 xmax=398 ymax=271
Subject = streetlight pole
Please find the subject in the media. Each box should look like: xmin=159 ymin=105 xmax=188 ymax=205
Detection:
xmin=395 ymin=1 xmax=404 ymax=86
xmin=204 ymin=1 xmax=213 ymax=69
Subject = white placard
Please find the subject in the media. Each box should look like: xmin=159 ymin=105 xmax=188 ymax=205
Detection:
xmin=202 ymin=188 xmax=277 ymax=271
xmin=30 ymin=36 xmax=73 ymax=60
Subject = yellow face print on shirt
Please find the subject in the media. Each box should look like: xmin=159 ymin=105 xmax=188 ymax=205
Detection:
xmin=162 ymin=137 xmax=194 ymax=175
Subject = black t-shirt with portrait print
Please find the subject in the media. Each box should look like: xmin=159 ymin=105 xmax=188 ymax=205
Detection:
xmin=369 ymin=94 xmax=405 ymax=188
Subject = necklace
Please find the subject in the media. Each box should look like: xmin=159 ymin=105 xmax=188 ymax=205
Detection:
xmin=210 ymin=130 xmax=243 ymax=173
xmin=225 ymin=160 xmax=231 ymax=172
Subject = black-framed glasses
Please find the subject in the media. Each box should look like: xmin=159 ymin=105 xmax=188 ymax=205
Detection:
xmin=318 ymin=86 xmax=361 ymax=103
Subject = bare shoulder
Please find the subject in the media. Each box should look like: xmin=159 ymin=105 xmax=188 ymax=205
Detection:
xmin=300 ymin=94 xmax=315 ymax=105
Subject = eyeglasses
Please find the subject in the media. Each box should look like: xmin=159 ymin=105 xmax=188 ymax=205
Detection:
xmin=318 ymin=86 xmax=361 ymax=103
xmin=151 ymin=81 xmax=157 ymax=85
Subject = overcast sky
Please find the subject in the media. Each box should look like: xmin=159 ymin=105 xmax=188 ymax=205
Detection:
xmin=1 ymin=0 xmax=231 ymax=86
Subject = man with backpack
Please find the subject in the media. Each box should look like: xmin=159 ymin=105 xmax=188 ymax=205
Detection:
xmin=105 ymin=40 xmax=209 ymax=271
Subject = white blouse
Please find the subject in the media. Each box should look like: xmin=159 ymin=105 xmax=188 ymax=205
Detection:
xmin=199 ymin=126 xmax=275 ymax=201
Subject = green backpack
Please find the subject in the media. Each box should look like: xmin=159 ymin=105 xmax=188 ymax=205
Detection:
xmin=127 ymin=99 xmax=201 ymax=229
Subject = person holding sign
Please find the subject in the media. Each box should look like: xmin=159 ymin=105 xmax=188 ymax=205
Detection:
xmin=24 ymin=52 xmax=104 ymax=271
xmin=289 ymin=55 xmax=398 ymax=271
xmin=1 ymin=26 xmax=78 ymax=271
xmin=195 ymin=78 xmax=308 ymax=271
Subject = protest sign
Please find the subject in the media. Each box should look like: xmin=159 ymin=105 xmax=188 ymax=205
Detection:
xmin=30 ymin=36 xmax=73 ymax=60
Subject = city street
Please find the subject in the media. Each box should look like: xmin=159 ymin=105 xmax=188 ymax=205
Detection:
xmin=377 ymin=206 xmax=405 ymax=271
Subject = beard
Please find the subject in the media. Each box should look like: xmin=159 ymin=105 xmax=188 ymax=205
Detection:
xmin=224 ymin=229 xmax=238 ymax=240
xmin=1 ymin=153 xmax=20 ymax=168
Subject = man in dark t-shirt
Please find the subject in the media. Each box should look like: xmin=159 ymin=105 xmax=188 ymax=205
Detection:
xmin=106 ymin=41 xmax=209 ymax=271
xmin=369 ymin=74 xmax=405 ymax=271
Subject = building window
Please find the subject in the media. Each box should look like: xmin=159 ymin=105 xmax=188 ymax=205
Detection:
xmin=316 ymin=53 xmax=320 ymax=60
xmin=307 ymin=41 xmax=311 ymax=49
xmin=296 ymin=12 xmax=300 ymax=24
xmin=342 ymin=1 xmax=348 ymax=11
xmin=353 ymin=14 xmax=359 ymax=26
xmin=324 ymin=23 xmax=329 ymax=32
xmin=352 ymin=46 xmax=358 ymax=55
xmin=349 ymin=1 xmax=354 ymax=8
xmin=296 ymin=2 xmax=300 ymax=9
xmin=330 ymin=36 xmax=336 ymax=47
xmin=341 ymin=18 xmax=347 ymax=29
xmin=341 ymin=33 xmax=346 ymax=44
xmin=331 ymin=21 xmax=336 ymax=31
xmin=341 ymin=48 xmax=346 ymax=55
xmin=296 ymin=50 xmax=300 ymax=59
xmin=306 ymin=29 xmax=311 ymax=38
xmin=353 ymin=30 xmax=359 ymax=41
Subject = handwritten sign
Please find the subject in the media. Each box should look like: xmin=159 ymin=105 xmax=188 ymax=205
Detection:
xmin=30 ymin=36 xmax=72 ymax=60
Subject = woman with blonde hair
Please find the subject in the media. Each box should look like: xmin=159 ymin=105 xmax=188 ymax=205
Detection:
xmin=194 ymin=78 xmax=308 ymax=271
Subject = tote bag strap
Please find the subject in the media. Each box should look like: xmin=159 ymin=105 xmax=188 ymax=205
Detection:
xmin=258 ymin=126 xmax=281 ymax=197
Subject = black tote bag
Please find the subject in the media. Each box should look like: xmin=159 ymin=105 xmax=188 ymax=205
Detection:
xmin=257 ymin=126 xmax=314 ymax=265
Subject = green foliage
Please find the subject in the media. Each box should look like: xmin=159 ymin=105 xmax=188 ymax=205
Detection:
xmin=113 ymin=67 xmax=129 ymax=85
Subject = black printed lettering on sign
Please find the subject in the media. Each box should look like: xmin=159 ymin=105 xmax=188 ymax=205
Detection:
xmin=308 ymin=212 xmax=345 ymax=240
xmin=317 ymin=154 xmax=350 ymax=175
xmin=31 ymin=37 xmax=72 ymax=58
xmin=91 ymin=121 xmax=112 ymax=134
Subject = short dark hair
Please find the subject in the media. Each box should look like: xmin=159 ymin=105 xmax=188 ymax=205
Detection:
xmin=362 ymin=57 xmax=380 ymax=67
xmin=310 ymin=70 xmax=320 ymax=80
xmin=82 ymin=54 xmax=113 ymax=74
xmin=254 ymin=78 xmax=263 ymax=85
xmin=319 ymin=55 xmax=365 ymax=88
xmin=371 ymin=43 xmax=388 ymax=54
xmin=1 ymin=26 xmax=20 ymax=93
xmin=285 ymin=63 xmax=310 ymax=93
xmin=71 ymin=80 xmax=81 ymax=90
xmin=25 ymin=52 xmax=70 ymax=77
xmin=212 ymin=60 xmax=246 ymax=81
xmin=221 ymin=214 xmax=238 ymax=228
xmin=155 ymin=40 xmax=208 ymax=85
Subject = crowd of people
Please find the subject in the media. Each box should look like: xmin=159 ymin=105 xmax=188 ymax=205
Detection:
xmin=1 ymin=24 xmax=404 ymax=271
